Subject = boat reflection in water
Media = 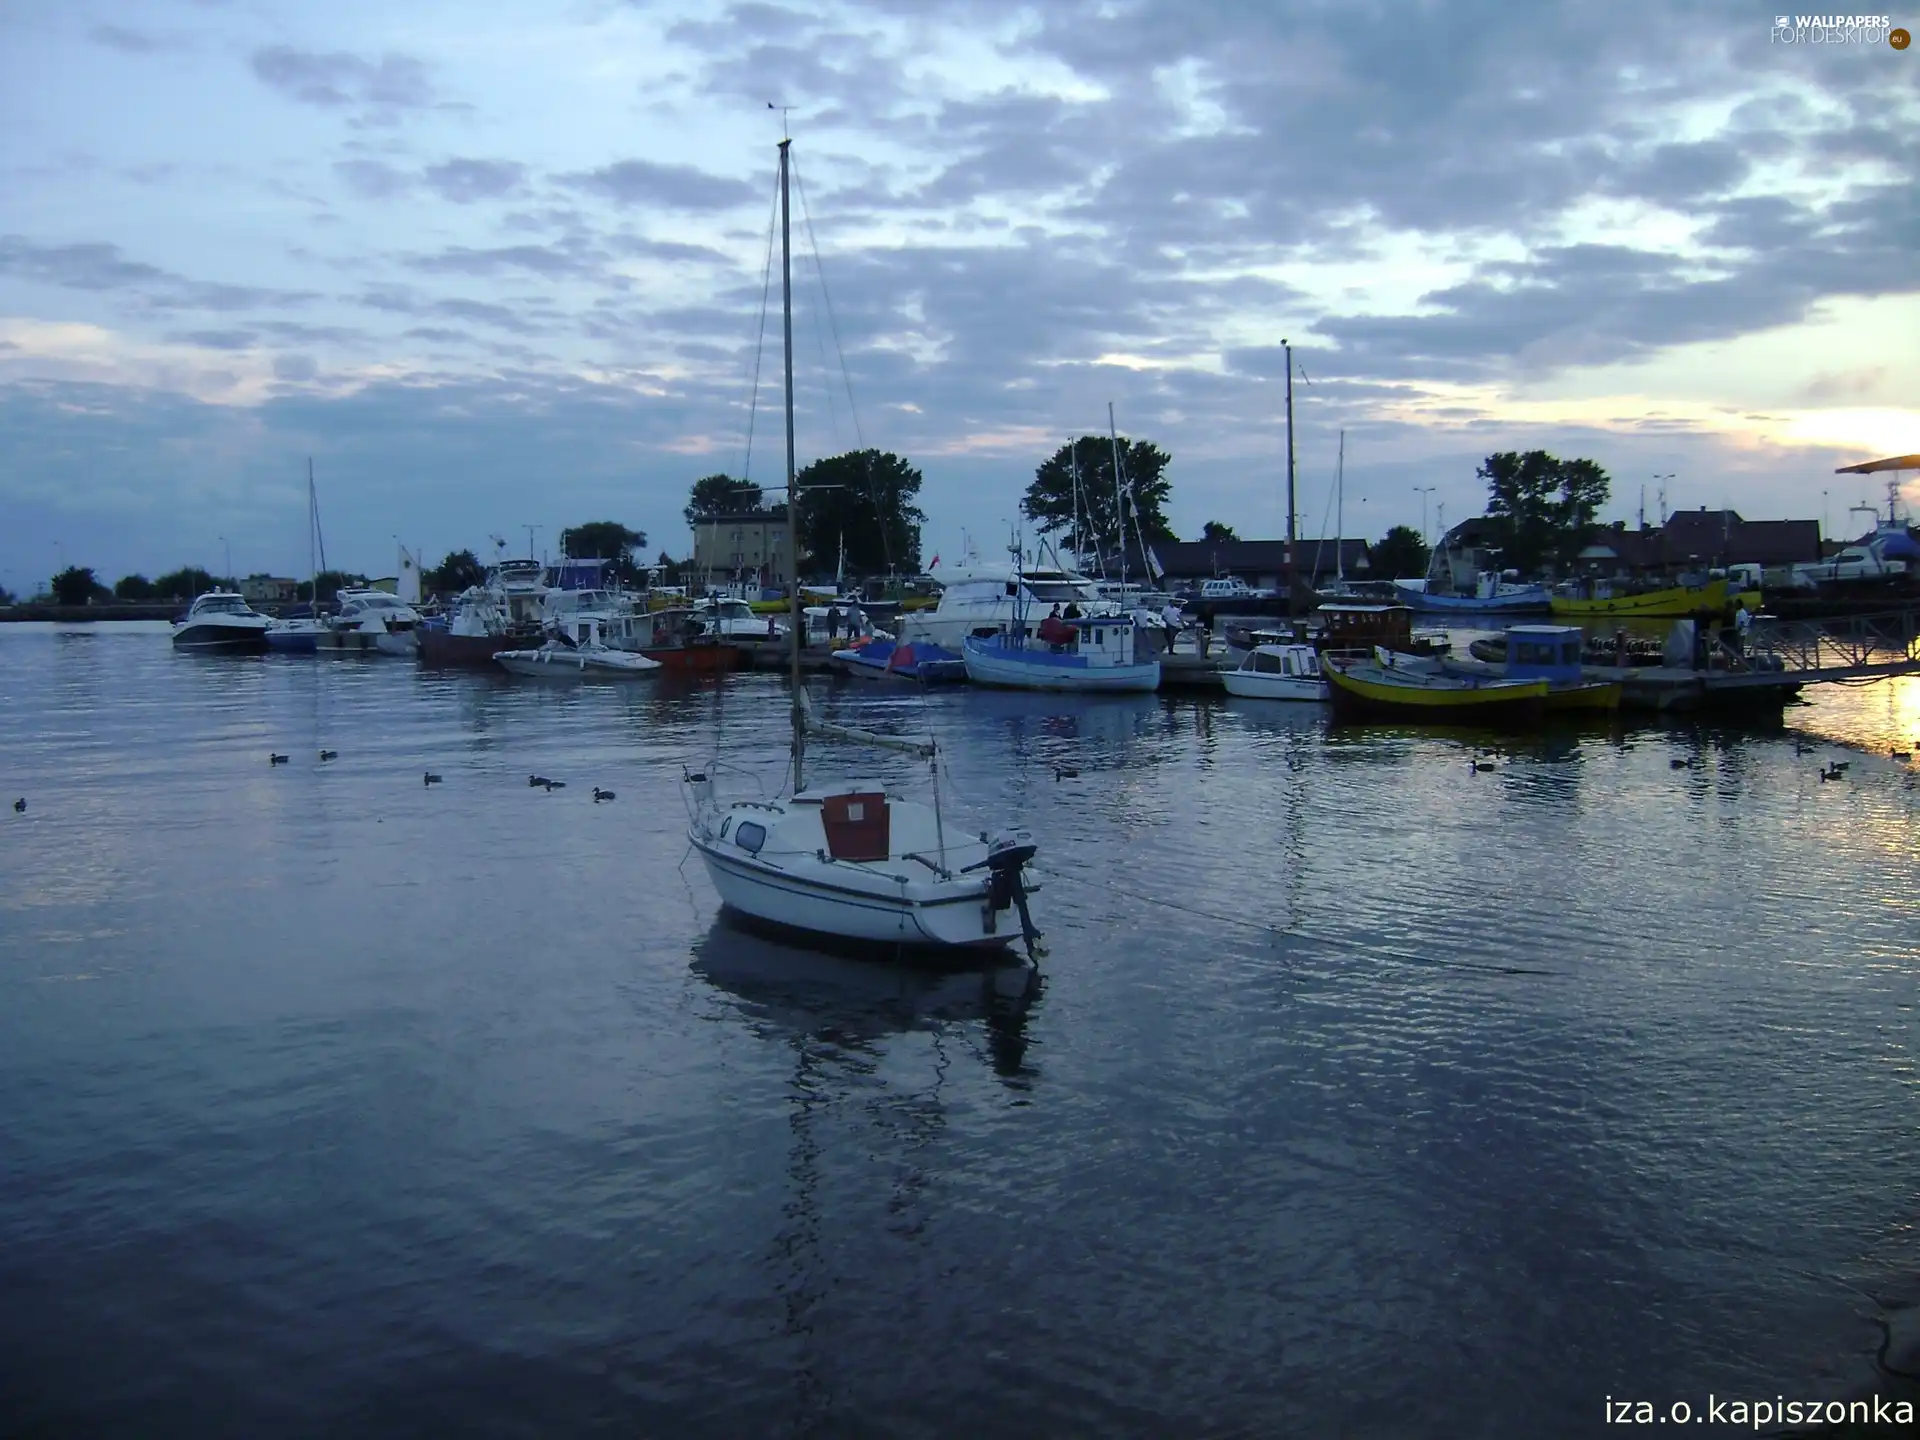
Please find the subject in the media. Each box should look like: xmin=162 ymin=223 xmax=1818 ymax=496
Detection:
xmin=689 ymin=917 xmax=1042 ymax=1432
xmin=691 ymin=914 xmax=1041 ymax=1087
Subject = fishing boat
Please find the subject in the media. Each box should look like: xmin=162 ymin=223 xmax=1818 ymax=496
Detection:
xmin=418 ymin=558 xmax=552 ymax=666
xmin=1324 ymin=654 xmax=1548 ymax=724
xmin=1221 ymin=642 xmax=1328 ymax=701
xmin=686 ymin=137 xmax=1042 ymax=961
xmin=832 ymin=638 xmax=968 ymax=684
xmin=626 ymin=606 xmax=745 ymax=671
xmin=1550 ymin=577 xmax=1729 ymax=619
xmin=1472 ymin=624 xmax=1620 ymax=711
xmin=962 ymin=604 xmax=1161 ymax=693
xmin=172 ymin=590 xmax=272 ymax=652
xmin=1392 ymin=580 xmax=1552 ymax=615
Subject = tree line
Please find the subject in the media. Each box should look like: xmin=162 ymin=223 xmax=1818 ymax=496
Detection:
xmin=7 ymin=444 xmax=1611 ymax=608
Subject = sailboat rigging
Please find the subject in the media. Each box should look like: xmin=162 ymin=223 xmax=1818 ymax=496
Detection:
xmin=685 ymin=137 xmax=1043 ymax=962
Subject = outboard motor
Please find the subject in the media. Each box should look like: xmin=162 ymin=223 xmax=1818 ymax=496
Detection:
xmin=981 ymin=829 xmax=1044 ymax=962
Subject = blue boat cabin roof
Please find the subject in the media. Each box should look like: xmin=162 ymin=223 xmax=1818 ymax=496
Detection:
xmin=1504 ymin=624 xmax=1584 ymax=681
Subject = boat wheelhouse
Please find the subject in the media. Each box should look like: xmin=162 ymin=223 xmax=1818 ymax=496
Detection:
xmin=1221 ymin=642 xmax=1328 ymax=702
xmin=961 ymin=613 xmax=1161 ymax=693
xmin=897 ymin=564 xmax=1116 ymax=649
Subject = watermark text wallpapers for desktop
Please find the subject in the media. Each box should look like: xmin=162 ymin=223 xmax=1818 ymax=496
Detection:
xmin=1769 ymin=13 xmax=1909 ymax=44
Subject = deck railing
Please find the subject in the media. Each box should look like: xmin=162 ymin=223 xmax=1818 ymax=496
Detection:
xmin=1746 ymin=607 xmax=1920 ymax=674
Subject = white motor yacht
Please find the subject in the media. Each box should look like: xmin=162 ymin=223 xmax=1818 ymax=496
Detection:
xmin=896 ymin=563 xmax=1117 ymax=649
xmin=317 ymin=589 xmax=423 ymax=655
xmin=172 ymin=591 xmax=272 ymax=651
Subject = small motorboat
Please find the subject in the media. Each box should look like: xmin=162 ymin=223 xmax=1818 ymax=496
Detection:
xmin=172 ymin=591 xmax=272 ymax=652
xmin=264 ymin=616 xmax=326 ymax=654
xmin=832 ymin=638 xmax=967 ymax=684
xmin=495 ymin=616 xmax=662 ymax=679
xmin=1221 ymin=642 xmax=1329 ymax=701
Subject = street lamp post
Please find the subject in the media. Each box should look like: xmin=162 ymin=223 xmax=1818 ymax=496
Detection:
xmin=1413 ymin=486 xmax=1435 ymax=546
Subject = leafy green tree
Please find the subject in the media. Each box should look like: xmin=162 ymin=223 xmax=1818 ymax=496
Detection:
xmin=1370 ymin=525 xmax=1430 ymax=580
xmin=795 ymin=449 xmax=925 ymax=577
xmin=684 ymin=473 xmax=765 ymax=526
xmin=51 ymin=566 xmax=110 ymax=605
xmin=560 ymin=521 xmax=648 ymax=584
xmin=1201 ymin=520 xmax=1238 ymax=542
xmin=1023 ymin=437 xmax=1176 ymax=566
xmin=423 ymin=549 xmax=487 ymax=595
xmin=114 ymin=574 xmax=156 ymax=600
xmin=1479 ymin=450 xmax=1612 ymax=574
xmin=154 ymin=566 xmax=217 ymax=599
xmin=0 ymin=582 xmax=13 ymax=605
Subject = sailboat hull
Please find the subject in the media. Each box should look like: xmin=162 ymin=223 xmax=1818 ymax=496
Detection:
xmin=693 ymin=838 xmax=1016 ymax=950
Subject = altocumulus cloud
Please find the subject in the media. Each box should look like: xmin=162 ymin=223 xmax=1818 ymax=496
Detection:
xmin=0 ymin=0 xmax=1913 ymax=582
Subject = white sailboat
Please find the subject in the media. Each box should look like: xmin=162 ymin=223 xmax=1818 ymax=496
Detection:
xmin=686 ymin=137 xmax=1042 ymax=960
xmin=266 ymin=459 xmax=328 ymax=653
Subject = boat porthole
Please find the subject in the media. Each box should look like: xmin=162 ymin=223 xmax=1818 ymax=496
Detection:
xmin=720 ymin=817 xmax=732 ymax=839
xmin=735 ymin=821 xmax=766 ymax=855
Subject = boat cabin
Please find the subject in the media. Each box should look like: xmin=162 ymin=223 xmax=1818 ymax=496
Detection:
xmin=1239 ymin=642 xmax=1323 ymax=679
xmin=1316 ymin=603 xmax=1414 ymax=653
xmin=1502 ymin=624 xmax=1585 ymax=684
xmin=185 ymin=591 xmax=259 ymax=618
xmin=1030 ymin=614 xmax=1141 ymax=667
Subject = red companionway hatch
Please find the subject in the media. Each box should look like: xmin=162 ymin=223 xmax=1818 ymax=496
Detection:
xmin=820 ymin=791 xmax=890 ymax=861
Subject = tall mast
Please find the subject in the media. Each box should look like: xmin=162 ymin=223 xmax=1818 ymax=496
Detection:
xmin=306 ymin=458 xmax=316 ymax=607
xmin=1335 ymin=430 xmax=1345 ymax=584
xmin=780 ymin=138 xmax=803 ymax=793
xmin=1284 ymin=339 xmax=1298 ymax=624
xmin=1108 ymin=403 xmax=1126 ymax=593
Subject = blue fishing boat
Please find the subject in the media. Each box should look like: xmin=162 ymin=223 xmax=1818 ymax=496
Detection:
xmin=1392 ymin=580 xmax=1550 ymax=614
xmin=962 ymin=613 xmax=1161 ymax=693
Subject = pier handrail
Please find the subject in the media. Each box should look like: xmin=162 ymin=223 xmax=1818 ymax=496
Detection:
xmin=1745 ymin=607 xmax=1920 ymax=674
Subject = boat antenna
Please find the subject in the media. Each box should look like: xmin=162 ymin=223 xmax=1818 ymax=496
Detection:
xmin=780 ymin=137 xmax=804 ymax=794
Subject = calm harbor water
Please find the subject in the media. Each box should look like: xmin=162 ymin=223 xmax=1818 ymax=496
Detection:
xmin=3 ymin=621 xmax=1918 ymax=1437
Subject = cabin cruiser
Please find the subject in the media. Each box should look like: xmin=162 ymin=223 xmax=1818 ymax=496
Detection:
xmin=896 ymin=563 xmax=1118 ymax=649
xmin=1221 ymin=642 xmax=1329 ymax=701
xmin=172 ymin=590 xmax=273 ymax=652
xmin=317 ymin=589 xmax=423 ymax=655
xmin=696 ymin=595 xmax=785 ymax=639
xmin=495 ymin=615 xmax=662 ymax=679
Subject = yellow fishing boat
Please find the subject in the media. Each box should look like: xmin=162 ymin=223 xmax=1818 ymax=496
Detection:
xmin=1544 ymin=680 xmax=1622 ymax=711
xmin=1325 ymin=658 xmax=1549 ymax=724
xmin=1550 ymin=578 xmax=1728 ymax=618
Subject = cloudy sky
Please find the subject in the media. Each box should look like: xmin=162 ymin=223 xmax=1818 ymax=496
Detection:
xmin=1 ymin=0 xmax=1915 ymax=589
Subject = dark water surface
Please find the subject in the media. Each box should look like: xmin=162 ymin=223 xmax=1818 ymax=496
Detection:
xmin=3 ymin=622 xmax=1918 ymax=1437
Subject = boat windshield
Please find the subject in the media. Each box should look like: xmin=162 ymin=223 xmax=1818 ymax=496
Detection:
xmin=194 ymin=595 xmax=250 ymax=615
xmin=1024 ymin=580 xmax=1095 ymax=603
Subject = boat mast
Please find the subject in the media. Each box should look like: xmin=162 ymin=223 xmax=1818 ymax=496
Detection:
xmin=306 ymin=458 xmax=317 ymax=610
xmin=1108 ymin=403 xmax=1126 ymax=594
xmin=780 ymin=138 xmax=803 ymax=793
xmin=1335 ymin=430 xmax=1345 ymax=584
xmin=1284 ymin=338 xmax=1298 ymax=626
